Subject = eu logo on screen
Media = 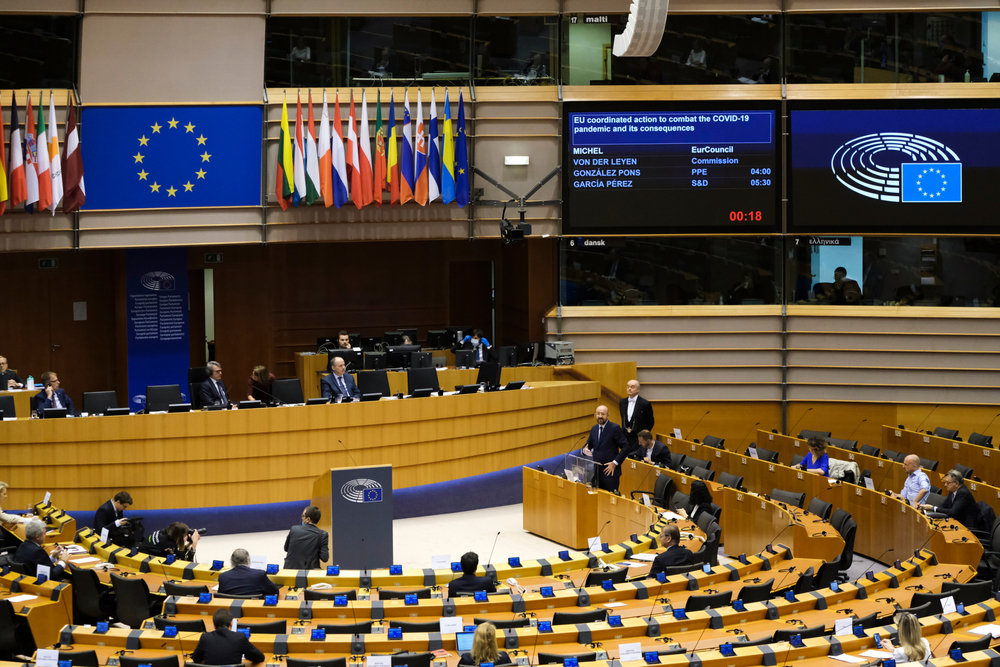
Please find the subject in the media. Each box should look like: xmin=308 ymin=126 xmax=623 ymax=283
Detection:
xmin=901 ymin=163 xmax=962 ymax=203
xmin=363 ymin=488 xmax=383 ymax=503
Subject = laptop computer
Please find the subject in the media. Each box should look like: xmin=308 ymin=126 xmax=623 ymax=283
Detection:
xmin=456 ymin=632 xmax=475 ymax=653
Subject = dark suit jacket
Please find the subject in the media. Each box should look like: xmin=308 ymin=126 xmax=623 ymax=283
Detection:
xmin=939 ymin=484 xmax=978 ymax=528
xmin=619 ymin=395 xmax=655 ymax=447
xmin=447 ymin=572 xmax=497 ymax=597
xmin=93 ymin=500 xmax=124 ymax=532
xmin=191 ymin=627 xmax=265 ymax=665
xmin=456 ymin=341 xmax=496 ymax=364
xmin=585 ymin=421 xmax=630 ymax=478
xmin=321 ymin=372 xmax=361 ymax=400
xmin=649 ymin=545 xmax=693 ymax=579
xmin=283 ymin=523 xmax=329 ymax=569
xmin=15 ymin=540 xmax=64 ymax=581
xmin=35 ymin=388 xmax=75 ymax=417
xmin=199 ymin=378 xmax=230 ymax=407
xmin=0 ymin=369 xmax=24 ymax=388
xmin=459 ymin=651 xmax=510 ymax=666
xmin=218 ymin=565 xmax=280 ymax=597
xmin=634 ymin=440 xmax=671 ymax=467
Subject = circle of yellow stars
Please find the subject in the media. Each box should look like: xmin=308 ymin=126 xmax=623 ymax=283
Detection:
xmin=134 ymin=117 xmax=210 ymax=198
xmin=916 ymin=168 xmax=947 ymax=199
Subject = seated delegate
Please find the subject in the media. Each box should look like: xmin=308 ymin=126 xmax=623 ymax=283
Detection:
xmin=192 ymin=608 xmax=265 ymax=666
xmin=16 ymin=519 xmax=68 ymax=581
xmin=458 ymin=622 xmax=510 ymax=666
xmin=35 ymin=371 xmax=75 ymax=417
xmin=447 ymin=551 xmax=497 ymax=598
xmin=792 ymin=437 xmax=830 ymax=476
xmin=218 ymin=548 xmax=279 ymax=597
xmin=649 ymin=524 xmax=692 ymax=579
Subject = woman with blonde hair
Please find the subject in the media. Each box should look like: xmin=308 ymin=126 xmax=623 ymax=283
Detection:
xmin=880 ymin=612 xmax=930 ymax=663
xmin=459 ymin=622 xmax=511 ymax=666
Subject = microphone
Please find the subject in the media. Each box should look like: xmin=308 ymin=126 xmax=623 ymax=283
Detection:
xmin=686 ymin=411 xmax=710 ymax=441
xmin=785 ymin=408 xmax=812 ymax=438
xmin=337 ymin=439 xmax=360 ymax=468
xmin=914 ymin=405 xmax=940 ymax=434
xmin=589 ymin=521 xmax=612 ymax=555
xmin=528 ymin=615 xmax=544 ymax=666
xmin=846 ymin=419 xmax=867 ymax=440
xmin=486 ymin=531 xmax=501 ymax=581
xmin=854 ymin=548 xmax=894 ymax=585
xmin=979 ymin=413 xmax=1000 ymax=438
xmin=689 ymin=611 xmax=714 ymax=653
xmin=737 ymin=422 xmax=760 ymax=451
xmin=765 ymin=518 xmax=796 ymax=555
xmin=246 ymin=384 xmax=285 ymax=406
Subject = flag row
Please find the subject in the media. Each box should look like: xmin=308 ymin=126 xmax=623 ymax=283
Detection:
xmin=276 ymin=88 xmax=470 ymax=210
xmin=1 ymin=91 xmax=86 ymax=216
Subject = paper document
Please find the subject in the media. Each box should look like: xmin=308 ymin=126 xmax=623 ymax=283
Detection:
xmin=603 ymin=602 xmax=627 ymax=608
xmin=834 ymin=619 xmax=854 ymax=636
xmin=5 ymin=594 xmax=39 ymax=603
xmin=367 ymin=656 xmax=392 ymax=667
xmin=70 ymin=557 xmax=102 ymax=564
xmin=940 ymin=595 xmax=957 ymax=614
xmin=830 ymin=655 xmax=867 ymax=664
xmin=440 ymin=617 xmax=464 ymax=634
xmin=859 ymin=650 xmax=894 ymax=659
xmin=864 ymin=478 xmax=875 ymax=490
xmin=430 ymin=554 xmax=451 ymax=570
xmin=660 ymin=511 xmax=685 ymax=521
xmin=969 ymin=625 xmax=1000 ymax=638
xmin=619 ymin=643 xmax=643 ymax=662
xmin=630 ymin=553 xmax=656 ymax=562
xmin=588 ymin=537 xmax=601 ymax=552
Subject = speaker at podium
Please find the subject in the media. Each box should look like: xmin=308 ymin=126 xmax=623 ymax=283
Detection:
xmin=312 ymin=465 xmax=394 ymax=569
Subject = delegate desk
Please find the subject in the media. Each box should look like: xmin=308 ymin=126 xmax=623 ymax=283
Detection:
xmin=0 ymin=570 xmax=73 ymax=647
xmin=0 ymin=387 xmax=36 ymax=420
xmin=884 ymin=425 xmax=1000 ymax=485
xmin=761 ymin=431 xmax=1000 ymax=517
xmin=653 ymin=434 xmax=982 ymax=567
xmin=0 ymin=380 xmax=598 ymax=512
xmin=2 ymin=502 xmax=77 ymax=545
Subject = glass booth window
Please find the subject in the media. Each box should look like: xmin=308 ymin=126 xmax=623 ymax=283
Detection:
xmin=560 ymin=237 xmax=781 ymax=306
xmin=0 ymin=15 xmax=78 ymax=89
xmin=562 ymin=14 xmax=780 ymax=85
xmin=474 ymin=16 xmax=558 ymax=85
xmin=788 ymin=237 xmax=1000 ymax=307
xmin=266 ymin=17 xmax=472 ymax=88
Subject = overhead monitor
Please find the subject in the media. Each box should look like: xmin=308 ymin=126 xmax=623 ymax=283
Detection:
xmin=563 ymin=101 xmax=780 ymax=234
xmin=789 ymin=101 xmax=1000 ymax=232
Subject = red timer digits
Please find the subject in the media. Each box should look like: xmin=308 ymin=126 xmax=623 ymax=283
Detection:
xmin=729 ymin=211 xmax=763 ymax=222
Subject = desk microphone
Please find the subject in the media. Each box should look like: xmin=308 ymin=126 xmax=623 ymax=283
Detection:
xmin=874 ymin=458 xmax=898 ymax=495
xmin=527 ymin=616 xmax=543 ymax=666
xmin=785 ymin=407 xmax=812 ymax=438
xmin=687 ymin=411 xmax=710 ymax=441
xmin=337 ymin=439 xmax=360 ymax=468
xmin=914 ymin=405 xmax=940 ymax=434
xmin=846 ymin=419 xmax=867 ymax=440
xmin=689 ymin=611 xmax=714 ymax=653
xmin=246 ymin=385 xmax=285 ymax=406
xmin=486 ymin=531 xmax=501 ymax=582
xmin=765 ymin=518 xmax=796 ymax=556
xmin=978 ymin=412 xmax=1000 ymax=439
xmin=854 ymin=548 xmax=894 ymax=585
xmin=737 ymin=422 xmax=761 ymax=452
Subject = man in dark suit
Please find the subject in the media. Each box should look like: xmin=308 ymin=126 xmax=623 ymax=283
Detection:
xmin=192 ymin=608 xmax=265 ymax=666
xmin=283 ymin=506 xmax=329 ymax=569
xmin=321 ymin=356 xmax=361 ymax=401
xmin=632 ymin=430 xmax=671 ymax=467
xmin=15 ymin=519 xmax=68 ymax=581
xmin=649 ymin=525 xmax=693 ymax=579
xmin=199 ymin=361 xmax=232 ymax=407
xmin=920 ymin=469 xmax=978 ymax=528
xmin=447 ymin=551 xmax=497 ymax=598
xmin=0 ymin=356 xmax=25 ymax=389
xmin=35 ymin=371 xmax=74 ymax=417
xmin=219 ymin=548 xmax=279 ymax=597
xmin=582 ymin=405 xmax=631 ymax=492
xmin=619 ymin=380 xmax=654 ymax=454
xmin=93 ymin=491 xmax=134 ymax=546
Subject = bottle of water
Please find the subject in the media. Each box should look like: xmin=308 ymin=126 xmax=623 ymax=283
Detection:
xmin=26 ymin=375 xmax=34 ymax=390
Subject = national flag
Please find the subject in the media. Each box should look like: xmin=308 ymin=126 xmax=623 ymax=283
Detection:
xmin=456 ymin=91 xmax=469 ymax=207
xmin=47 ymin=92 xmax=64 ymax=214
xmin=428 ymin=89 xmax=442 ymax=203
xmin=8 ymin=93 xmax=28 ymax=209
xmin=35 ymin=92 xmax=53 ymax=213
xmin=358 ymin=91 xmax=374 ymax=207
xmin=400 ymin=91 xmax=415 ymax=205
xmin=331 ymin=92 xmax=349 ymax=209
xmin=275 ymin=95 xmax=293 ymax=210
xmin=292 ymin=93 xmax=306 ymax=207
xmin=24 ymin=92 xmax=40 ymax=212
xmin=414 ymin=90 xmax=428 ymax=206
xmin=441 ymin=90 xmax=456 ymax=205
xmin=387 ymin=93 xmax=399 ymax=206
xmin=303 ymin=91 xmax=321 ymax=205
xmin=318 ymin=90 xmax=333 ymax=207
xmin=373 ymin=90 xmax=386 ymax=207
xmin=61 ymin=94 xmax=85 ymax=213
xmin=0 ymin=97 xmax=7 ymax=216
xmin=346 ymin=91 xmax=363 ymax=209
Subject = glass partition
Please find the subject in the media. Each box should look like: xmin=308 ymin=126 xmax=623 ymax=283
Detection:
xmin=474 ymin=16 xmax=558 ymax=85
xmin=0 ymin=15 xmax=79 ymax=89
xmin=562 ymin=13 xmax=781 ymax=85
xmin=560 ymin=237 xmax=782 ymax=306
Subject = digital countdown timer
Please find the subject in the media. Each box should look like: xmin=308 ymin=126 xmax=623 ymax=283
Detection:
xmin=562 ymin=103 xmax=780 ymax=234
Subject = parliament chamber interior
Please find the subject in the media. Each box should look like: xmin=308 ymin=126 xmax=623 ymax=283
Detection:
xmin=4 ymin=2 xmax=1000 ymax=667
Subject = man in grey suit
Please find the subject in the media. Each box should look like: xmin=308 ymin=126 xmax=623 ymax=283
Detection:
xmin=283 ymin=505 xmax=329 ymax=569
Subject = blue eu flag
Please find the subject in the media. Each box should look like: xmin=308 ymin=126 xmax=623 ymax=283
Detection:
xmin=81 ymin=106 xmax=262 ymax=210
xmin=363 ymin=488 xmax=383 ymax=503
xmin=901 ymin=163 xmax=962 ymax=203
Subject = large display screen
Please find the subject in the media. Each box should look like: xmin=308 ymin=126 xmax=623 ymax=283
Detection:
xmin=789 ymin=104 xmax=1000 ymax=232
xmin=563 ymin=102 xmax=780 ymax=234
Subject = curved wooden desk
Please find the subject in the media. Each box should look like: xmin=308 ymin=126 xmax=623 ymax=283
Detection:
xmin=0 ymin=380 xmax=598 ymax=511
